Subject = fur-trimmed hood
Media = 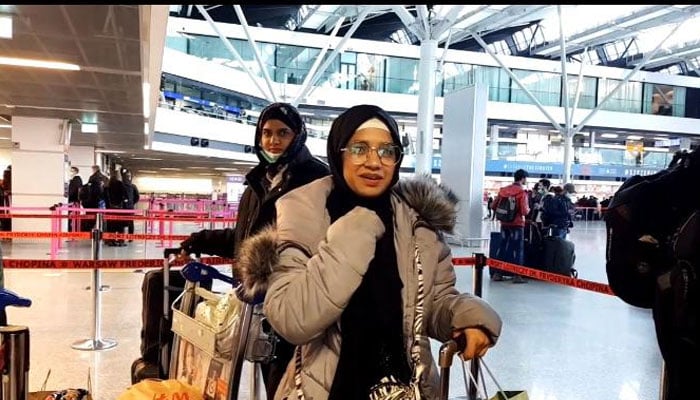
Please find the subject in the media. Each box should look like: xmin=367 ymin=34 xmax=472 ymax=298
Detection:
xmin=235 ymin=175 xmax=459 ymax=301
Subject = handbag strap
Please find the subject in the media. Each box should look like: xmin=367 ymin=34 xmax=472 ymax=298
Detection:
xmin=293 ymin=243 xmax=426 ymax=399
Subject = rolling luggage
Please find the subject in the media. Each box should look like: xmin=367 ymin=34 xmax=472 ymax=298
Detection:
xmin=489 ymin=231 xmax=514 ymax=278
xmin=130 ymin=249 xmax=212 ymax=384
xmin=541 ymin=235 xmax=577 ymax=277
xmin=523 ymin=221 xmax=544 ymax=269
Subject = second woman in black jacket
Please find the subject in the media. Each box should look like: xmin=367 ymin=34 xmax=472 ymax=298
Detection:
xmin=178 ymin=102 xmax=329 ymax=397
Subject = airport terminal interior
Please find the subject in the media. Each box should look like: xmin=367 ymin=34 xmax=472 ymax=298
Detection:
xmin=1 ymin=4 xmax=699 ymax=400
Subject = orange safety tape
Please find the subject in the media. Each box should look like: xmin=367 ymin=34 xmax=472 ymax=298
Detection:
xmin=3 ymin=256 xmax=234 ymax=269
xmin=486 ymin=258 xmax=615 ymax=296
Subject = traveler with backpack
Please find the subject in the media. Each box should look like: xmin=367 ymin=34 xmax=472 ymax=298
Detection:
xmin=491 ymin=169 xmax=530 ymax=283
xmin=541 ymin=185 xmax=575 ymax=239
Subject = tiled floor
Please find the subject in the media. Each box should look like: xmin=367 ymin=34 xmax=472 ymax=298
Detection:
xmin=3 ymin=218 xmax=663 ymax=400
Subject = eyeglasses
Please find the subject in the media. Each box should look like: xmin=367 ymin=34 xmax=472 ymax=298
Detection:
xmin=341 ymin=142 xmax=403 ymax=166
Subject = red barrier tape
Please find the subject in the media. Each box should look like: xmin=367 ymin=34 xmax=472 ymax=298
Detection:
xmin=0 ymin=213 xmax=237 ymax=223
xmin=0 ymin=232 xmax=91 ymax=239
xmin=452 ymin=257 xmax=477 ymax=266
xmin=486 ymin=258 xmax=614 ymax=296
xmin=102 ymin=233 xmax=191 ymax=241
xmin=3 ymin=257 xmax=233 ymax=269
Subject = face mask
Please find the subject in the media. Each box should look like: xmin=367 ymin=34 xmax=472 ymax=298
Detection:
xmin=261 ymin=149 xmax=282 ymax=163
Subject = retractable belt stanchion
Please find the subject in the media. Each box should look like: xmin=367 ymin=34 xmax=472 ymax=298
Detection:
xmin=468 ymin=253 xmax=486 ymax=400
xmin=71 ymin=213 xmax=117 ymax=351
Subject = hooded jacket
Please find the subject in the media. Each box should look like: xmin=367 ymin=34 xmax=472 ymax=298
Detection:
xmin=236 ymin=175 xmax=503 ymax=400
xmin=180 ymin=103 xmax=329 ymax=259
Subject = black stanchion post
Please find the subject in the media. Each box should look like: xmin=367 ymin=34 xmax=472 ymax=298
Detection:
xmin=659 ymin=361 xmax=668 ymax=400
xmin=71 ymin=213 xmax=117 ymax=351
xmin=468 ymin=252 xmax=487 ymax=400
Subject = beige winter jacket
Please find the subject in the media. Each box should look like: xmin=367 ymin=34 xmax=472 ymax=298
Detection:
xmin=236 ymin=175 xmax=502 ymax=400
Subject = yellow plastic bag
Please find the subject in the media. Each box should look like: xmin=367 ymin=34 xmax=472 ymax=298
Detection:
xmin=117 ymin=379 xmax=203 ymax=400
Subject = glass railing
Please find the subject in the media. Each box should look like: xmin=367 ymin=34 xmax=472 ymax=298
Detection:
xmin=167 ymin=39 xmax=693 ymax=119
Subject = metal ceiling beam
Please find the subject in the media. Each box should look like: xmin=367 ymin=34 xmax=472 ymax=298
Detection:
xmin=438 ymin=5 xmax=490 ymax=43
xmin=536 ymin=6 xmax=698 ymax=58
xmin=291 ymin=15 xmax=345 ymax=106
xmin=296 ymin=4 xmax=321 ymax=30
xmin=631 ymin=43 xmax=700 ymax=69
xmin=533 ymin=5 xmax=668 ymax=55
xmin=558 ymin=5 xmax=571 ymax=132
xmin=195 ymin=5 xmax=272 ymax=101
xmin=470 ymin=29 xmax=565 ymax=133
xmin=569 ymin=46 xmax=588 ymax=128
xmin=448 ymin=5 xmax=549 ymax=46
xmin=233 ymin=5 xmax=277 ymax=102
xmin=294 ymin=7 xmax=373 ymax=105
xmin=416 ymin=5 xmax=430 ymax=37
xmin=391 ymin=5 xmax=424 ymax=40
xmin=572 ymin=20 xmax=686 ymax=136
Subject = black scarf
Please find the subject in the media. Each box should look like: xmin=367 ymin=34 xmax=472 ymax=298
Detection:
xmin=326 ymin=186 xmax=411 ymax=399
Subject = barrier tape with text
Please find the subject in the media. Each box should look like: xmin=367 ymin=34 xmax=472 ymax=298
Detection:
xmin=0 ymin=213 xmax=237 ymax=223
xmin=486 ymin=258 xmax=614 ymax=296
xmin=0 ymin=232 xmax=191 ymax=241
xmin=3 ymin=256 xmax=233 ymax=270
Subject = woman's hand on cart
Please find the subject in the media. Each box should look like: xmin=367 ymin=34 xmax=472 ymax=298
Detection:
xmin=453 ymin=328 xmax=493 ymax=360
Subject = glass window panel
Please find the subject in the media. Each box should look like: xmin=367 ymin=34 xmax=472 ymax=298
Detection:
xmin=385 ymin=57 xmax=418 ymax=94
xmin=510 ymin=69 xmax=561 ymax=106
xmin=597 ymin=78 xmax=642 ymax=113
xmin=643 ymin=83 xmax=686 ymax=117
xmin=564 ymin=76 xmax=597 ymax=110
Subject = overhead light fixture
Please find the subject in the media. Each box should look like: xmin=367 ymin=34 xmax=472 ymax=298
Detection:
xmin=627 ymin=135 xmax=644 ymax=141
xmin=600 ymin=133 xmax=619 ymax=139
xmin=81 ymin=123 xmax=98 ymax=133
xmin=142 ymin=82 xmax=150 ymax=118
xmin=653 ymin=136 xmax=669 ymax=140
xmin=0 ymin=15 xmax=12 ymax=39
xmin=144 ymin=122 xmax=149 ymax=135
xmin=131 ymin=157 xmax=162 ymax=161
xmin=0 ymin=123 xmax=10 ymax=129
xmin=0 ymin=56 xmax=80 ymax=71
xmin=94 ymin=149 xmax=126 ymax=154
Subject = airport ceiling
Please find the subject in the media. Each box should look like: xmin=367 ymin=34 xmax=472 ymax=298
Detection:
xmin=1 ymin=5 xmax=700 ymax=179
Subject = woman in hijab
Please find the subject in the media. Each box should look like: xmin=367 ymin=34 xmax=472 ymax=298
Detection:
xmin=178 ymin=102 xmax=329 ymax=397
xmin=237 ymin=104 xmax=502 ymax=399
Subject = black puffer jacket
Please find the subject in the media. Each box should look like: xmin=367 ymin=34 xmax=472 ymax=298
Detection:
xmin=182 ymin=148 xmax=328 ymax=258
xmin=181 ymin=102 xmax=330 ymax=259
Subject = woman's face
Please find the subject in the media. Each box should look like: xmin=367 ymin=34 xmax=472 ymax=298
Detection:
xmin=342 ymin=127 xmax=397 ymax=198
xmin=260 ymin=119 xmax=295 ymax=157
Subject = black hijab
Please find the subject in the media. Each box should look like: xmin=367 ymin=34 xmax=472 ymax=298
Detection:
xmin=253 ymin=102 xmax=308 ymax=169
xmin=326 ymin=105 xmax=411 ymax=398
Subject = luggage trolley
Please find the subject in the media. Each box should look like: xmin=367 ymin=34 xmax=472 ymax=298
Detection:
xmin=168 ymin=259 xmax=275 ymax=400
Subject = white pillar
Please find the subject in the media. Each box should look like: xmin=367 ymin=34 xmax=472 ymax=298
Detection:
xmin=415 ymin=39 xmax=438 ymax=175
xmin=562 ymin=129 xmax=574 ymax=183
xmin=490 ymin=125 xmax=500 ymax=160
xmin=68 ymin=145 xmax=97 ymax=184
xmin=11 ymin=117 xmax=69 ymax=234
xmin=441 ymin=83 xmax=488 ymax=241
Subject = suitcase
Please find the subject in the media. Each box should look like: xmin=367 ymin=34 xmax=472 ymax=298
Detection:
xmin=541 ymin=236 xmax=577 ymax=277
xmin=131 ymin=255 xmax=212 ymax=384
xmin=488 ymin=231 xmax=513 ymax=278
xmin=523 ymin=221 xmax=544 ymax=270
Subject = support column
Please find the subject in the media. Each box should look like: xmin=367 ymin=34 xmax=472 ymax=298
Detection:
xmin=415 ymin=39 xmax=438 ymax=175
xmin=489 ymin=125 xmax=500 ymax=160
xmin=562 ymin=128 xmax=574 ymax=184
xmin=11 ymin=117 xmax=69 ymax=235
xmin=441 ymin=83 xmax=488 ymax=241
xmin=68 ymin=146 xmax=97 ymax=184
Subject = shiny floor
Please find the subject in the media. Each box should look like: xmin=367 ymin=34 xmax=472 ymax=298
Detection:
xmin=3 ymin=218 xmax=662 ymax=400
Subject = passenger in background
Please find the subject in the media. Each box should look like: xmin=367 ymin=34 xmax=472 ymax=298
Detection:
xmin=491 ymin=168 xmax=530 ymax=283
xmin=177 ymin=102 xmax=330 ymax=398
xmin=67 ymin=166 xmax=83 ymax=232
xmin=1 ymin=165 xmax=11 ymax=232
xmin=105 ymin=169 xmax=128 ymax=246
xmin=122 ymin=168 xmax=140 ymax=239
xmin=542 ymin=185 xmax=575 ymax=239
xmin=240 ymin=104 xmax=502 ymax=399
